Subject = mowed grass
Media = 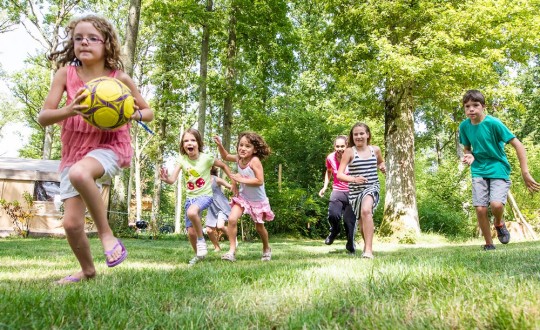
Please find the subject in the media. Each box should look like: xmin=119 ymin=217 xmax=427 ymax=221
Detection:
xmin=1 ymin=235 xmax=540 ymax=329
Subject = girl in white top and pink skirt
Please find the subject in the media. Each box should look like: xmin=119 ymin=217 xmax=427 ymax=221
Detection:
xmin=214 ymin=132 xmax=274 ymax=262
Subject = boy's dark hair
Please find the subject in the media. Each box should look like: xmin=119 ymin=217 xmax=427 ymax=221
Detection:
xmin=462 ymin=90 xmax=485 ymax=106
xmin=180 ymin=128 xmax=203 ymax=155
xmin=210 ymin=166 xmax=218 ymax=176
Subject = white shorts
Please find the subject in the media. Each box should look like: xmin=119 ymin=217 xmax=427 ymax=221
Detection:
xmin=60 ymin=149 xmax=121 ymax=201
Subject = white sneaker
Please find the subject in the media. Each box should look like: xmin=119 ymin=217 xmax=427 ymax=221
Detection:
xmin=188 ymin=256 xmax=201 ymax=266
xmin=196 ymin=240 xmax=208 ymax=258
xmin=261 ymin=248 xmax=272 ymax=261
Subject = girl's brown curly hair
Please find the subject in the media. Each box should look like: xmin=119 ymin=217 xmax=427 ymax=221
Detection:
xmin=237 ymin=132 xmax=271 ymax=160
xmin=48 ymin=15 xmax=124 ymax=71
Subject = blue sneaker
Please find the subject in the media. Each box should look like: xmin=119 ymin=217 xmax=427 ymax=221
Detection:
xmin=483 ymin=244 xmax=496 ymax=251
xmin=495 ymin=223 xmax=510 ymax=244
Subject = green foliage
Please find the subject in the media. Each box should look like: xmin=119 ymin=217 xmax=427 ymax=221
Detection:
xmin=506 ymin=138 xmax=540 ymax=227
xmin=7 ymin=59 xmax=62 ymax=159
xmin=416 ymin=157 xmax=475 ymax=240
xmin=418 ymin=199 xmax=475 ymax=241
xmin=515 ymin=60 xmax=540 ymax=143
xmin=4 ymin=0 xmax=540 ymax=241
xmin=265 ymin=184 xmax=326 ymax=237
xmin=0 ymin=192 xmax=35 ymax=237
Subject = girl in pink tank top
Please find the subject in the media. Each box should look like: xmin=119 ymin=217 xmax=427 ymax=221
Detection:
xmin=38 ymin=15 xmax=154 ymax=284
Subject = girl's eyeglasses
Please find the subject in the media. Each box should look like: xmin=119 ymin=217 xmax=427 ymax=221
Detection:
xmin=73 ymin=36 xmax=104 ymax=44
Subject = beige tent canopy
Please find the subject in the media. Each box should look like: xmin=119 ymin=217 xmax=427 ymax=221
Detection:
xmin=0 ymin=157 xmax=108 ymax=237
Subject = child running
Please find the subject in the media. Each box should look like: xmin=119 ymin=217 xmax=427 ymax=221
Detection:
xmin=213 ymin=133 xmax=274 ymax=262
xmin=459 ymin=90 xmax=540 ymax=250
xmin=337 ymin=123 xmax=385 ymax=259
xmin=319 ymin=135 xmax=357 ymax=253
xmin=38 ymin=15 xmax=154 ymax=284
xmin=205 ymin=166 xmax=233 ymax=252
xmin=160 ymin=128 xmax=235 ymax=265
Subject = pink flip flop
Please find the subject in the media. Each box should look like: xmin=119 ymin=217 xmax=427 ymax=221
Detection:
xmin=104 ymin=239 xmax=128 ymax=267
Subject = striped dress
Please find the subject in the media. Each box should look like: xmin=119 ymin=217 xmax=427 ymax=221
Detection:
xmin=348 ymin=146 xmax=380 ymax=218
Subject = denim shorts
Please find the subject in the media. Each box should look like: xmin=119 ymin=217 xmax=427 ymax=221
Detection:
xmin=184 ymin=195 xmax=213 ymax=228
xmin=471 ymin=177 xmax=511 ymax=207
xmin=60 ymin=149 xmax=120 ymax=201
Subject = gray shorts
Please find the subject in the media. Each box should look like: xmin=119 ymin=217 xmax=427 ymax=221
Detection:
xmin=60 ymin=149 xmax=121 ymax=201
xmin=206 ymin=211 xmax=228 ymax=228
xmin=471 ymin=177 xmax=511 ymax=207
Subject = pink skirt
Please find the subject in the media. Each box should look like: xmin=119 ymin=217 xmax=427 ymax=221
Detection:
xmin=231 ymin=196 xmax=275 ymax=223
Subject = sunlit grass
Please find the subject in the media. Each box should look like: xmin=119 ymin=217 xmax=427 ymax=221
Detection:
xmin=1 ymin=235 xmax=540 ymax=329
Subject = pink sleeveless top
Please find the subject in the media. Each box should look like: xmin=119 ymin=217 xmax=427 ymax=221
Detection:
xmin=60 ymin=66 xmax=133 ymax=171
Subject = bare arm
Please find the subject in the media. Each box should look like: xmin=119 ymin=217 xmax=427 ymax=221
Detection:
xmin=374 ymin=146 xmax=386 ymax=174
xmin=160 ymin=165 xmax=182 ymax=184
xmin=116 ymin=71 xmax=154 ymax=122
xmin=318 ymin=168 xmax=332 ymax=197
xmin=38 ymin=67 xmax=89 ymax=127
xmin=215 ymin=176 xmax=232 ymax=190
xmin=336 ymin=148 xmax=353 ymax=182
xmin=230 ymin=157 xmax=264 ymax=186
xmin=214 ymin=159 xmax=238 ymax=196
xmin=213 ymin=136 xmax=238 ymax=162
xmin=462 ymin=146 xmax=475 ymax=165
xmin=509 ymin=138 xmax=540 ymax=192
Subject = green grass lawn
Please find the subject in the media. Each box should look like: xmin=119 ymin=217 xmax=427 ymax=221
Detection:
xmin=1 ymin=235 xmax=540 ymax=329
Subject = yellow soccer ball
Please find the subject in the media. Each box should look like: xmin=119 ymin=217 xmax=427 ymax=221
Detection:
xmin=80 ymin=77 xmax=135 ymax=130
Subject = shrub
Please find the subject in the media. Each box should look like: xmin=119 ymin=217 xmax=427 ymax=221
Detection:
xmin=418 ymin=199 xmax=474 ymax=240
xmin=265 ymin=184 xmax=327 ymax=237
xmin=0 ymin=192 xmax=35 ymax=238
xmin=416 ymin=158 xmax=475 ymax=240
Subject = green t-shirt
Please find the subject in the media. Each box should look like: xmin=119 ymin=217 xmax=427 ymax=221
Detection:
xmin=177 ymin=153 xmax=215 ymax=198
xmin=459 ymin=115 xmax=515 ymax=179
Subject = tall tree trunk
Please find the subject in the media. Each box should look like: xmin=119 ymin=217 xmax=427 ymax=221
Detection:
xmin=452 ymin=110 xmax=464 ymax=159
xmin=151 ymin=119 xmax=167 ymax=223
xmin=175 ymin=126 xmax=185 ymax=233
xmin=380 ymin=85 xmax=420 ymax=241
xmin=123 ymin=0 xmax=141 ymax=77
xmin=197 ymin=0 xmax=213 ymax=140
xmin=40 ymin=69 xmax=55 ymax=159
xmin=222 ymin=6 xmax=237 ymax=151
xmin=134 ymin=137 xmax=142 ymax=222
xmin=42 ymin=126 xmax=53 ymax=159
xmin=123 ymin=0 xmax=141 ymax=221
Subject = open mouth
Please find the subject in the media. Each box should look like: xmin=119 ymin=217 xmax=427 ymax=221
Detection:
xmin=187 ymin=147 xmax=194 ymax=152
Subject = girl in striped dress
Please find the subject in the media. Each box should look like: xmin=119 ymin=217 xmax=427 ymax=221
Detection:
xmin=337 ymin=123 xmax=385 ymax=259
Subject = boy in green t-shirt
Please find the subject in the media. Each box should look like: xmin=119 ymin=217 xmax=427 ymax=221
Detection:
xmin=459 ymin=90 xmax=540 ymax=250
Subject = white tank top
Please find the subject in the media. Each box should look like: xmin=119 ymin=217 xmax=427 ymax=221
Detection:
xmin=237 ymin=160 xmax=268 ymax=201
